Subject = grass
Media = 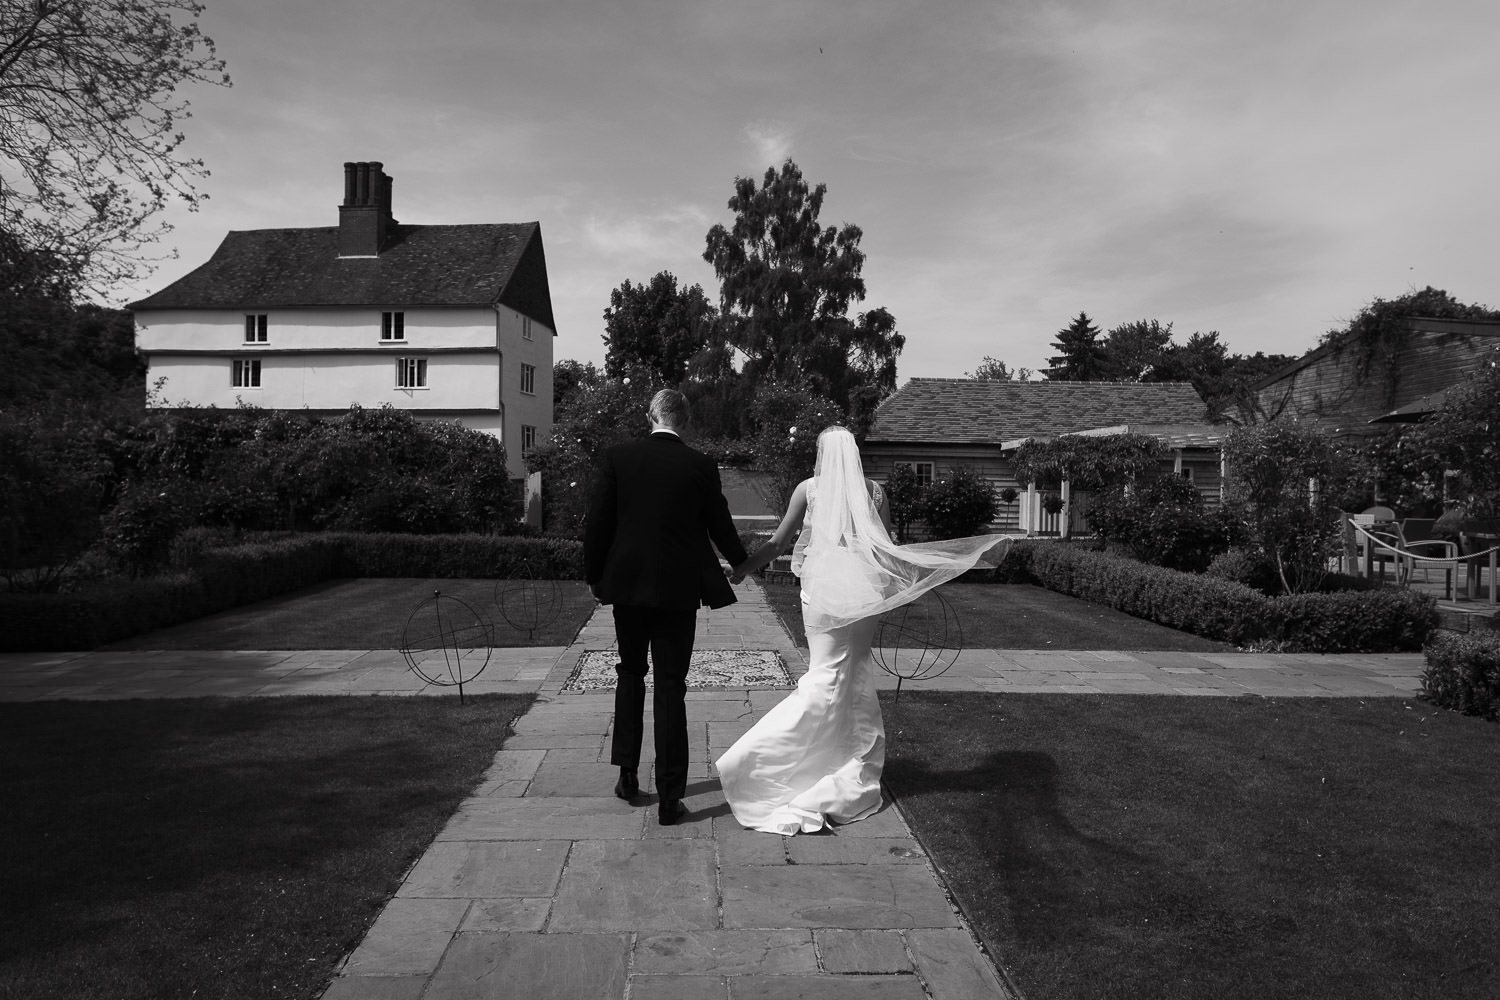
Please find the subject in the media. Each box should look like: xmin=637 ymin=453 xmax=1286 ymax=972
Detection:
xmin=101 ymin=577 xmax=597 ymax=650
xmin=0 ymin=694 xmax=532 ymax=1000
xmin=881 ymin=692 xmax=1500 ymax=1000
xmin=760 ymin=580 xmax=1234 ymax=651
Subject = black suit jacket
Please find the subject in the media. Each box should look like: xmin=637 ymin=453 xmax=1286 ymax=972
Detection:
xmin=584 ymin=432 xmax=750 ymax=610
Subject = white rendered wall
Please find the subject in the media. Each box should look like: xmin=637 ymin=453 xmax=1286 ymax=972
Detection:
xmin=138 ymin=305 xmax=553 ymax=479
xmin=135 ymin=307 xmax=497 ymax=351
xmin=493 ymin=305 xmax=554 ymax=477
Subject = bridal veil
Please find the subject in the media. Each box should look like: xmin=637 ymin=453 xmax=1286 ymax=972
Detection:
xmin=796 ymin=426 xmax=1010 ymax=631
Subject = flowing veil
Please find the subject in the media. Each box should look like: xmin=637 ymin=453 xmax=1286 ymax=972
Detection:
xmin=798 ymin=427 xmax=1010 ymax=631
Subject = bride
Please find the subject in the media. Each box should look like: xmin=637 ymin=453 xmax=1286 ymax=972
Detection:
xmin=718 ymin=425 xmax=1007 ymax=835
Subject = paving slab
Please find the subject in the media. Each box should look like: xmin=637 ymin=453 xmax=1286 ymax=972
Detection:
xmin=728 ymin=973 xmax=927 ymax=999
xmin=720 ymin=864 xmax=961 ymax=929
xmin=633 ymin=929 xmax=818 ymax=975
xmin=424 ymin=932 xmax=629 ymax=1000
xmin=437 ymin=797 xmax=643 ymax=841
xmin=550 ymin=840 xmax=718 ymax=931
xmin=908 ymin=927 xmax=1021 ymax=1000
xmin=396 ymin=840 xmax=569 ymax=899
xmin=815 ymin=928 xmax=912 ymax=973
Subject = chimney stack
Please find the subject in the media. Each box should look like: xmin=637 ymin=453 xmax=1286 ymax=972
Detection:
xmin=338 ymin=161 xmax=396 ymax=257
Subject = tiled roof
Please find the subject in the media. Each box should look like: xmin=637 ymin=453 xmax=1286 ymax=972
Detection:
xmin=1059 ymin=423 xmax=1230 ymax=450
xmin=129 ymin=223 xmax=556 ymax=330
xmin=866 ymin=378 xmax=1210 ymax=444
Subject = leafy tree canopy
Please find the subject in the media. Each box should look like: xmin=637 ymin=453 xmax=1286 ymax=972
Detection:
xmin=602 ymin=271 xmax=716 ymax=385
xmin=0 ymin=0 xmax=230 ymax=293
xmin=965 ymin=355 xmax=1033 ymax=381
xmin=703 ymin=159 xmax=904 ymax=412
xmin=1102 ymin=319 xmax=1174 ymax=382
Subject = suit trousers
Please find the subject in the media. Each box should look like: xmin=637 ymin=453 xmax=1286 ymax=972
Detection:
xmin=610 ymin=604 xmax=697 ymax=803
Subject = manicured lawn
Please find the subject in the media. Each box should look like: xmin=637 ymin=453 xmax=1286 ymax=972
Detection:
xmin=0 ymin=694 xmax=532 ymax=1000
xmin=761 ymin=580 xmax=1234 ymax=651
xmin=882 ymin=692 xmax=1500 ymax=1000
xmin=101 ymin=577 xmax=596 ymax=650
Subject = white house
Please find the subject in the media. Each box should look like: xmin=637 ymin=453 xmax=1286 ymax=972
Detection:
xmin=130 ymin=161 xmax=556 ymax=485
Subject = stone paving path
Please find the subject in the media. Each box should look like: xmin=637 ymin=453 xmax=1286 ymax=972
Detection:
xmin=0 ymin=579 xmax=1430 ymax=999
xmin=318 ymin=582 xmax=1017 ymax=1000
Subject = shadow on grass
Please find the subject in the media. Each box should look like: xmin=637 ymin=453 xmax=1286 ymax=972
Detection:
xmin=0 ymin=694 xmax=532 ymax=1000
xmin=882 ymin=691 xmax=1500 ymax=1000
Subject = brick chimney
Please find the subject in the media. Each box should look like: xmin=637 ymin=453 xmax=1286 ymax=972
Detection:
xmin=338 ymin=161 xmax=396 ymax=257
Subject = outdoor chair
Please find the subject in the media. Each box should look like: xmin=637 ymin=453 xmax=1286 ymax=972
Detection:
xmin=1345 ymin=512 xmax=1401 ymax=580
xmin=1394 ymin=517 xmax=1458 ymax=598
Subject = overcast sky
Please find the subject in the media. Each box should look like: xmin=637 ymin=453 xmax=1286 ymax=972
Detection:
xmin=120 ymin=0 xmax=1500 ymax=380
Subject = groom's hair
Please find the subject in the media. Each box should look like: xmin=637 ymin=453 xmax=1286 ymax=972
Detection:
xmin=649 ymin=389 xmax=691 ymax=430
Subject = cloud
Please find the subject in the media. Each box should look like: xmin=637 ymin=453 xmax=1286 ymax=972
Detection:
xmin=743 ymin=120 xmax=794 ymax=166
xmin=582 ymin=204 xmax=715 ymax=260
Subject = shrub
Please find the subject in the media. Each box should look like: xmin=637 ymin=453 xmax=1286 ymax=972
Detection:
xmin=1089 ymin=475 xmax=1232 ymax=572
xmin=923 ymin=465 xmax=999 ymax=539
xmin=1223 ymin=421 xmax=1351 ymax=593
xmin=1204 ymin=547 xmax=1277 ymax=592
xmin=884 ymin=462 xmax=924 ymax=542
xmin=1015 ymin=540 xmax=1436 ymax=652
xmin=1422 ymin=630 xmax=1500 ymax=719
xmin=334 ymin=533 xmax=583 ymax=579
xmin=1269 ymin=589 xmax=1438 ymax=653
xmin=0 ymin=532 xmax=583 ymax=652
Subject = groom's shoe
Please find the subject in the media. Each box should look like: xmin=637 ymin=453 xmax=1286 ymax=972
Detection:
xmin=614 ymin=768 xmax=640 ymax=803
xmin=658 ymin=800 xmax=688 ymax=826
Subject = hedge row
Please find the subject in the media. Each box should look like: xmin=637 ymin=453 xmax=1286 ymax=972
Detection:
xmin=0 ymin=533 xmax=583 ymax=652
xmin=1007 ymin=540 xmax=1439 ymax=652
xmin=1421 ymin=630 xmax=1500 ymax=720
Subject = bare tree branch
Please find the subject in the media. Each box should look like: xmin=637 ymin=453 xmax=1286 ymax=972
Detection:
xmin=0 ymin=0 xmax=229 ymax=296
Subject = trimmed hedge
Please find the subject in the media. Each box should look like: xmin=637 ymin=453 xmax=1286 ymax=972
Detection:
xmin=1421 ymin=630 xmax=1500 ymax=720
xmin=1009 ymin=540 xmax=1437 ymax=652
xmin=333 ymin=533 xmax=583 ymax=579
xmin=0 ymin=533 xmax=583 ymax=652
xmin=1271 ymin=589 xmax=1438 ymax=654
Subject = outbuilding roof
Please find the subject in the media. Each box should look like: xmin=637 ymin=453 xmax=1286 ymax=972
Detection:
xmin=866 ymin=378 xmax=1210 ymax=445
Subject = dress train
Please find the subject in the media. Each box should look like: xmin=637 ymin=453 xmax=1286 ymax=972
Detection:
xmin=716 ymin=614 xmax=884 ymax=835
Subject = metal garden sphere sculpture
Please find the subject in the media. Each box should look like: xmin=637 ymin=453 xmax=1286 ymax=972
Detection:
xmin=873 ymin=587 xmax=964 ymax=703
xmin=495 ymin=560 xmax=563 ymax=642
xmin=400 ymin=590 xmax=494 ymax=704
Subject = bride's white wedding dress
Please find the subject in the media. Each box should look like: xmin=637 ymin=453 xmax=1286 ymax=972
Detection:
xmin=716 ymin=485 xmax=888 ymax=835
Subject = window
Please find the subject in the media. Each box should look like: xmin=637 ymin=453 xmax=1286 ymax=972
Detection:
xmin=244 ymin=314 xmax=267 ymax=343
xmin=896 ymin=460 xmax=935 ymax=487
xmin=381 ymin=311 xmax=405 ymax=341
xmin=521 ymin=316 xmax=533 ymax=341
xmin=232 ymin=358 xmax=261 ymax=388
xmin=521 ymin=424 xmax=537 ymax=455
xmin=396 ymin=357 xmax=427 ymax=388
xmin=520 ymin=362 xmax=536 ymax=395
xmin=1179 ymin=467 xmax=1195 ymax=481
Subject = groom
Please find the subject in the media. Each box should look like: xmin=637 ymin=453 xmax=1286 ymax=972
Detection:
xmin=584 ymin=389 xmax=749 ymax=825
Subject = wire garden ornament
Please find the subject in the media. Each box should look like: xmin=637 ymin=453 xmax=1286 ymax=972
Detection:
xmin=494 ymin=560 xmax=563 ymax=642
xmin=400 ymin=590 xmax=494 ymax=704
xmin=872 ymin=586 xmax=964 ymax=704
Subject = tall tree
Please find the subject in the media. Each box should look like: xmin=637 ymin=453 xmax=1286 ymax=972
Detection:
xmin=601 ymin=271 xmax=715 ymax=385
xmin=702 ymin=160 xmax=904 ymax=412
xmin=1102 ymin=319 xmax=1174 ymax=381
xmin=0 ymin=0 xmax=230 ymax=292
xmin=965 ymin=356 xmax=1033 ymax=381
xmin=1044 ymin=312 xmax=1108 ymax=381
